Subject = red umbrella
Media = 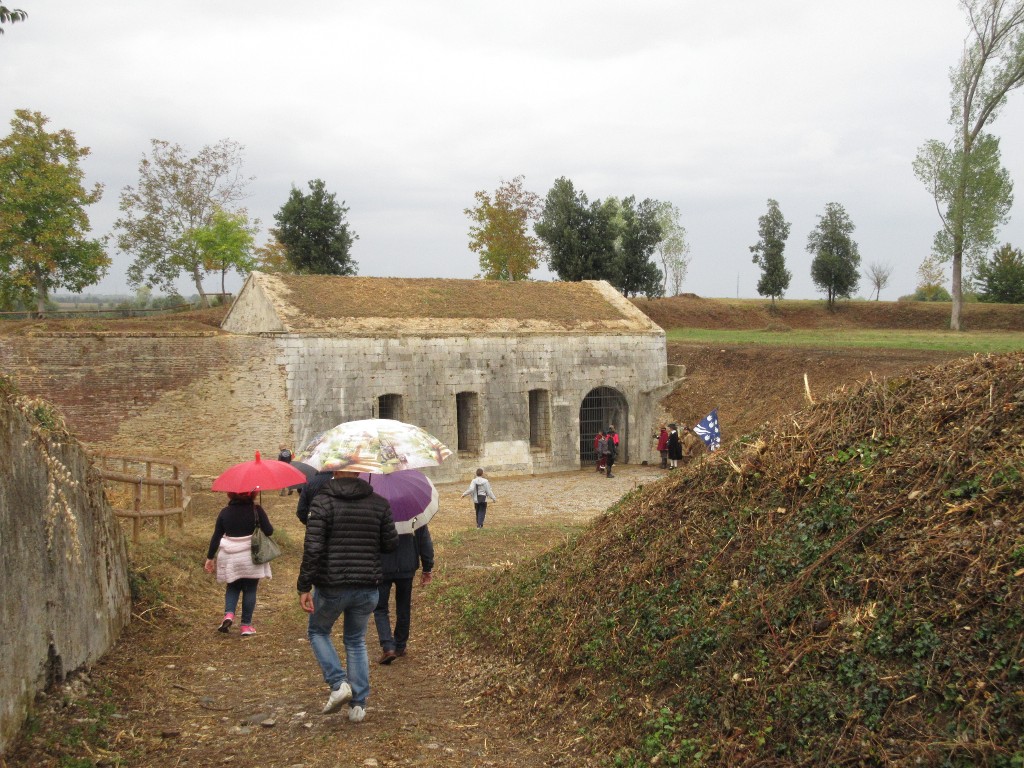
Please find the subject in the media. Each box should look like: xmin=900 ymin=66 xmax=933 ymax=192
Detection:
xmin=212 ymin=451 xmax=309 ymax=493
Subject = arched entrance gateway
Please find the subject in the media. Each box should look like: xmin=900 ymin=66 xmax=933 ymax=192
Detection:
xmin=579 ymin=386 xmax=628 ymax=467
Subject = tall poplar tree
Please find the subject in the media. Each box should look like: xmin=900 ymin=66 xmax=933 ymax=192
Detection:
xmin=913 ymin=0 xmax=1024 ymax=330
xmin=749 ymin=198 xmax=792 ymax=304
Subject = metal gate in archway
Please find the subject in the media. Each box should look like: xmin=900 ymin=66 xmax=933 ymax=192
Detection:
xmin=579 ymin=386 xmax=628 ymax=466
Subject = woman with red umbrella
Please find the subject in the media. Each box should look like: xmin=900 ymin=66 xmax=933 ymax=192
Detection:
xmin=204 ymin=490 xmax=275 ymax=636
xmin=205 ymin=451 xmax=305 ymax=635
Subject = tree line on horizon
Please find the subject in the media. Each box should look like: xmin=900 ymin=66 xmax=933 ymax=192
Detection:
xmin=2 ymin=1 xmax=1023 ymax=318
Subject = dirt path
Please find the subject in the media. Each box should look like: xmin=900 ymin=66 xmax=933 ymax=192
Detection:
xmin=10 ymin=465 xmax=666 ymax=768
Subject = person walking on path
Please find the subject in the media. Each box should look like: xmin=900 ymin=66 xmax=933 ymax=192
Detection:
xmin=297 ymin=470 xmax=399 ymax=723
xmin=593 ymin=430 xmax=607 ymax=472
xmin=461 ymin=468 xmax=496 ymax=528
xmin=604 ymin=425 xmax=619 ymax=478
xmin=374 ymin=525 xmax=434 ymax=665
xmin=204 ymin=491 xmax=274 ymax=637
xmin=296 ymin=468 xmax=333 ymax=525
xmin=667 ymin=423 xmax=683 ymax=469
xmin=277 ymin=443 xmax=295 ymax=496
xmin=656 ymin=425 xmax=669 ymax=469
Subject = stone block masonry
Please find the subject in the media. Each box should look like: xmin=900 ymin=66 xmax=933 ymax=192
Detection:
xmin=1 ymin=327 xmax=668 ymax=483
xmin=0 ymin=391 xmax=131 ymax=756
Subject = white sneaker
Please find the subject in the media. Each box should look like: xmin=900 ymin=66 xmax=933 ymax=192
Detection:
xmin=348 ymin=704 xmax=366 ymax=723
xmin=322 ymin=682 xmax=352 ymax=714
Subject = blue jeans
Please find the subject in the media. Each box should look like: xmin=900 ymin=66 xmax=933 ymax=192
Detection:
xmin=225 ymin=578 xmax=259 ymax=624
xmin=307 ymin=586 xmax=378 ymax=706
xmin=474 ymin=501 xmax=487 ymax=528
xmin=374 ymin=578 xmax=413 ymax=653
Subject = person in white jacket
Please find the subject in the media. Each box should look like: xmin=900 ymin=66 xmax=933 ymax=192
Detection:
xmin=461 ymin=468 xmax=496 ymax=528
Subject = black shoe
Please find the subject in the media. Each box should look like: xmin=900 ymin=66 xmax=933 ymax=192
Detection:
xmin=379 ymin=650 xmax=397 ymax=665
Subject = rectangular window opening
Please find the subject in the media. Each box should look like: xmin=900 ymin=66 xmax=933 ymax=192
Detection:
xmin=528 ymin=389 xmax=551 ymax=451
xmin=456 ymin=391 xmax=480 ymax=454
xmin=378 ymin=393 xmax=404 ymax=421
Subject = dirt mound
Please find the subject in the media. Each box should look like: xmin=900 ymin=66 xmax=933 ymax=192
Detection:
xmin=633 ymin=295 xmax=1024 ymax=332
xmin=0 ymin=306 xmax=229 ymax=336
xmin=467 ymin=353 xmax=1024 ymax=765
xmin=662 ymin=343 xmax=963 ymax=441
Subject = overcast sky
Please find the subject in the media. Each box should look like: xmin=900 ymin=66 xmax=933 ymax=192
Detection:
xmin=3 ymin=1 xmax=1023 ymax=300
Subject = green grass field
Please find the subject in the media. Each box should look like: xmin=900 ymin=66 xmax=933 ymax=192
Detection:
xmin=665 ymin=327 xmax=1024 ymax=353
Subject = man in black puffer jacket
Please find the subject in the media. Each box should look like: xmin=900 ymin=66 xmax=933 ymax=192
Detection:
xmin=297 ymin=470 xmax=398 ymax=724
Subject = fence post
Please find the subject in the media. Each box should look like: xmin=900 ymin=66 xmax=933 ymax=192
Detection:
xmin=133 ymin=479 xmax=142 ymax=544
xmin=158 ymin=482 xmax=167 ymax=538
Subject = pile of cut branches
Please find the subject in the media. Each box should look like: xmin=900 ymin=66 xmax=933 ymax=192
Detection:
xmin=459 ymin=353 xmax=1024 ymax=766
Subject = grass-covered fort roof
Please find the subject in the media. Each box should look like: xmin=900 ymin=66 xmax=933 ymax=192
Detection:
xmin=221 ymin=273 xmax=664 ymax=336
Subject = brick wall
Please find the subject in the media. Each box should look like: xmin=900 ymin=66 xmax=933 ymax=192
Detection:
xmin=0 ymin=333 xmax=290 ymax=480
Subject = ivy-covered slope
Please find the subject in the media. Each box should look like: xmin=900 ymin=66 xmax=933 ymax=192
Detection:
xmin=464 ymin=353 xmax=1024 ymax=767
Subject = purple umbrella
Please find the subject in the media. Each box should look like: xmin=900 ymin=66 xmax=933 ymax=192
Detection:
xmin=358 ymin=469 xmax=438 ymax=534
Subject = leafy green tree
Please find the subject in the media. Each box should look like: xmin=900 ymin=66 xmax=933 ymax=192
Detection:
xmin=807 ymin=202 xmax=861 ymax=308
xmin=273 ymin=179 xmax=358 ymax=275
xmin=616 ymin=196 xmax=664 ymax=297
xmin=116 ymin=138 xmax=253 ymax=307
xmin=913 ymin=0 xmax=1024 ymax=330
xmin=749 ymin=198 xmax=792 ymax=304
xmin=534 ymin=177 xmax=619 ymax=284
xmin=465 ymin=175 xmax=542 ymax=280
xmin=973 ymin=243 xmax=1024 ymax=302
xmin=0 ymin=6 xmax=27 ymax=34
xmin=0 ymin=110 xmax=109 ymax=315
xmin=186 ymin=208 xmax=257 ymax=297
xmin=652 ymin=202 xmax=690 ymax=296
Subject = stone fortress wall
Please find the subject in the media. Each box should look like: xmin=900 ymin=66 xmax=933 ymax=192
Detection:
xmin=0 ymin=328 xmax=668 ymax=484
xmin=0 ymin=389 xmax=131 ymax=756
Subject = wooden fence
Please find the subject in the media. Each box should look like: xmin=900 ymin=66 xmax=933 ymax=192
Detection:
xmin=91 ymin=453 xmax=192 ymax=544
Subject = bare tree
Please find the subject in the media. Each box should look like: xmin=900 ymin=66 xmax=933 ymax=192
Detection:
xmin=864 ymin=262 xmax=893 ymax=300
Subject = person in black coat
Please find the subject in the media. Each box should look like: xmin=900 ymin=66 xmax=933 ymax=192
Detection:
xmin=297 ymin=471 xmax=398 ymax=723
xmin=296 ymin=469 xmax=333 ymax=525
xmin=374 ymin=525 xmax=434 ymax=664
xmin=667 ymin=423 xmax=683 ymax=469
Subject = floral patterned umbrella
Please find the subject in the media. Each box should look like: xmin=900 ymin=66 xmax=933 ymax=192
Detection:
xmin=299 ymin=419 xmax=452 ymax=475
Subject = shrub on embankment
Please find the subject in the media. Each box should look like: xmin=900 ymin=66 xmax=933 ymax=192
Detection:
xmin=462 ymin=353 xmax=1024 ymax=766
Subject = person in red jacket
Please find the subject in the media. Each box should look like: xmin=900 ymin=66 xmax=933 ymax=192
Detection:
xmin=656 ymin=425 xmax=669 ymax=469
